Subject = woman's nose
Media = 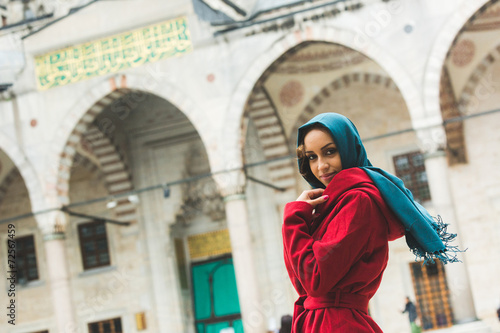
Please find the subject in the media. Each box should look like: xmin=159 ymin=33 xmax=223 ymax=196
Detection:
xmin=318 ymin=157 xmax=329 ymax=171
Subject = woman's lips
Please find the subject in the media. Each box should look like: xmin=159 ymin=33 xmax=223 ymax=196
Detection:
xmin=320 ymin=172 xmax=336 ymax=180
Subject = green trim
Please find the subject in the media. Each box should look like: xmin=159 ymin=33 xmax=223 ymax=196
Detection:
xmin=223 ymin=194 xmax=246 ymax=202
xmin=424 ymin=149 xmax=446 ymax=160
xmin=43 ymin=232 xmax=65 ymax=241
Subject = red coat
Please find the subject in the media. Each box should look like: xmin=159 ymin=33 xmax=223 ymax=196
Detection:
xmin=283 ymin=168 xmax=405 ymax=332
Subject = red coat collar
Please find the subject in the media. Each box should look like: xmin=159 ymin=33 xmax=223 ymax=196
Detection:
xmin=314 ymin=168 xmax=374 ymax=216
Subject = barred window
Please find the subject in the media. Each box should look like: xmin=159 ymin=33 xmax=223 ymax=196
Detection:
xmin=78 ymin=221 xmax=111 ymax=270
xmin=393 ymin=151 xmax=431 ymax=202
xmin=410 ymin=260 xmax=453 ymax=330
xmin=88 ymin=317 xmax=122 ymax=333
xmin=9 ymin=235 xmax=39 ymax=284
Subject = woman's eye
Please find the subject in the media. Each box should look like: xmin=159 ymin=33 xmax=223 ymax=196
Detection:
xmin=326 ymin=149 xmax=337 ymax=155
xmin=306 ymin=155 xmax=316 ymax=161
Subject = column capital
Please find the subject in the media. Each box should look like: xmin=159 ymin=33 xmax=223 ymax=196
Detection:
xmin=223 ymin=193 xmax=246 ymax=202
xmin=213 ymin=168 xmax=246 ymax=198
xmin=35 ymin=210 xmax=69 ymax=236
xmin=424 ymin=149 xmax=446 ymax=160
xmin=416 ymin=125 xmax=446 ymax=156
xmin=43 ymin=232 xmax=66 ymax=241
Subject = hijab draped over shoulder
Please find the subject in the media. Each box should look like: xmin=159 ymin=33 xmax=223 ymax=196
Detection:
xmin=296 ymin=113 xmax=461 ymax=264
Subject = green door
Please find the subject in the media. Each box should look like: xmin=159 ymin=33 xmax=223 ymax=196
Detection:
xmin=191 ymin=256 xmax=244 ymax=333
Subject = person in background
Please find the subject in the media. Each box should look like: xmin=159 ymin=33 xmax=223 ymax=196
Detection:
xmin=402 ymin=297 xmax=421 ymax=333
xmin=278 ymin=314 xmax=292 ymax=333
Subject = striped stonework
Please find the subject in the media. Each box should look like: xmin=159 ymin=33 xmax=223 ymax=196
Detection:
xmin=244 ymin=85 xmax=296 ymax=191
xmin=423 ymin=0 xmax=492 ymax=125
xmin=440 ymin=66 xmax=468 ymax=165
xmin=83 ymin=126 xmax=137 ymax=223
xmin=463 ymin=0 xmax=500 ymax=31
xmin=290 ymin=73 xmax=399 ymax=149
xmin=227 ymin=26 xmax=424 ymax=189
xmin=72 ymin=152 xmax=100 ymax=176
xmin=57 ymin=89 xmax=138 ymax=224
xmin=458 ymin=44 xmax=500 ymax=112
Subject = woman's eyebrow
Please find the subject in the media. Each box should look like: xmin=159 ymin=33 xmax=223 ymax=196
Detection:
xmin=305 ymin=142 xmax=335 ymax=154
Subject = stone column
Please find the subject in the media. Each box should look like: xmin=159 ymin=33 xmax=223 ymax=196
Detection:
xmin=215 ymin=169 xmax=267 ymax=333
xmin=38 ymin=211 xmax=77 ymax=332
xmin=418 ymin=127 xmax=477 ymax=324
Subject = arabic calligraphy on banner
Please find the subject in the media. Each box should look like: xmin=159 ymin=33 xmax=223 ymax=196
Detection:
xmin=35 ymin=17 xmax=192 ymax=90
xmin=187 ymin=229 xmax=232 ymax=260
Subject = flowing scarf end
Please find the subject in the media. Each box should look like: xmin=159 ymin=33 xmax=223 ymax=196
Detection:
xmin=410 ymin=215 xmax=466 ymax=265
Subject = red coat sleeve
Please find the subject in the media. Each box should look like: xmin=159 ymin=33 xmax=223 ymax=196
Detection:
xmin=283 ymin=190 xmax=386 ymax=297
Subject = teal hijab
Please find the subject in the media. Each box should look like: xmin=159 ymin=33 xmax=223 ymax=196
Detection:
xmin=297 ymin=113 xmax=461 ymax=264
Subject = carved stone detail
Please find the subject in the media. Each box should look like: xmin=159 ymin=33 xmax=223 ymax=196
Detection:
xmin=176 ymin=177 xmax=226 ymax=224
xmin=175 ymin=143 xmax=226 ymax=225
xmin=416 ymin=126 xmax=447 ymax=156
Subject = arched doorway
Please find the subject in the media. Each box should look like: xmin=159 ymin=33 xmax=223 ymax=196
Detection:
xmin=55 ymin=88 xmax=236 ymax=332
xmin=241 ymin=39 xmax=439 ymax=332
xmin=438 ymin=0 xmax=500 ymax=328
xmin=0 ymin=149 xmax=53 ymax=329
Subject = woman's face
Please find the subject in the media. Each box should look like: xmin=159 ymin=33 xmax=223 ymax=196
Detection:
xmin=303 ymin=128 xmax=343 ymax=187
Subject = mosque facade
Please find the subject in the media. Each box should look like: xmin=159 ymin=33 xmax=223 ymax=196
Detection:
xmin=0 ymin=0 xmax=499 ymax=332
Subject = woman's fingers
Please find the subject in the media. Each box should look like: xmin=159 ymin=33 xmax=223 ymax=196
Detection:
xmin=296 ymin=189 xmax=324 ymax=201
xmin=307 ymin=189 xmax=325 ymax=199
xmin=296 ymin=189 xmax=328 ymax=208
xmin=310 ymin=194 xmax=329 ymax=206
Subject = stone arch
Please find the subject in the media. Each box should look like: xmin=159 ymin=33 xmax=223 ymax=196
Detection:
xmin=423 ymin=0 xmax=494 ymax=121
xmin=0 ymin=131 xmax=45 ymax=213
xmin=45 ymin=73 xmax=213 ymax=216
xmin=81 ymin=125 xmax=137 ymax=223
xmin=426 ymin=0 xmax=500 ymax=164
xmin=244 ymin=84 xmax=296 ymax=191
xmin=55 ymin=88 xmax=132 ymax=206
xmin=290 ymin=73 xmax=400 ymax=149
xmin=72 ymin=152 xmax=101 ymax=177
xmin=458 ymin=44 xmax=500 ymax=110
xmin=223 ymin=25 xmax=424 ymax=176
xmin=443 ymin=42 xmax=500 ymax=164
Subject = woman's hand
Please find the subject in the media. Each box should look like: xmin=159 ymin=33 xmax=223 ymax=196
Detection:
xmin=296 ymin=189 xmax=329 ymax=208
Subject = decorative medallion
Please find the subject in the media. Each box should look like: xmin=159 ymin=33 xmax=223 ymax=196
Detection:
xmin=451 ymin=39 xmax=475 ymax=67
xmin=280 ymin=80 xmax=304 ymax=107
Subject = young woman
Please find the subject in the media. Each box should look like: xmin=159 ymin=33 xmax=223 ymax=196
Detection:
xmin=282 ymin=113 xmax=459 ymax=332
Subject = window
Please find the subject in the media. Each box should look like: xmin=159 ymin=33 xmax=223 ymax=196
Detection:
xmin=78 ymin=221 xmax=111 ymax=270
xmin=88 ymin=317 xmax=122 ymax=333
xmin=410 ymin=260 xmax=453 ymax=330
xmin=8 ymin=235 xmax=39 ymax=284
xmin=393 ymin=151 xmax=431 ymax=202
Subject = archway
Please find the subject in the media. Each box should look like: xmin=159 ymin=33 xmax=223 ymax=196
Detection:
xmin=224 ymin=25 xmax=425 ymax=177
xmin=0 ymin=148 xmax=51 ymax=324
xmin=438 ymin=2 xmax=500 ymax=327
xmin=0 ymin=131 xmax=44 ymax=213
xmin=239 ymin=36 xmax=420 ymax=329
xmin=55 ymin=83 xmax=231 ymax=333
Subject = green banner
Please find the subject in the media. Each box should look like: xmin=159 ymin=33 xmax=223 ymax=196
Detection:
xmin=35 ymin=16 xmax=192 ymax=90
